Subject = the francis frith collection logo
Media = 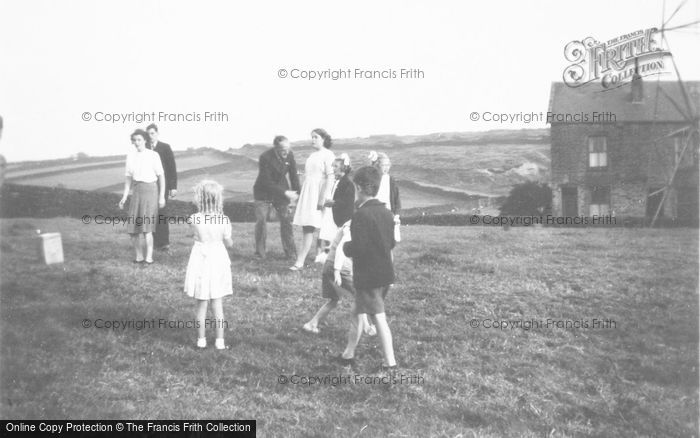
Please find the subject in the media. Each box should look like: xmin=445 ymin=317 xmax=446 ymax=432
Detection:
xmin=563 ymin=27 xmax=672 ymax=90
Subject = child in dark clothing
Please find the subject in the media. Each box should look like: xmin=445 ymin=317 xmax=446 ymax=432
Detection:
xmin=340 ymin=166 xmax=397 ymax=370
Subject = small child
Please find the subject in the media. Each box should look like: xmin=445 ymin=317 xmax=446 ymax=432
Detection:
xmin=184 ymin=180 xmax=233 ymax=350
xmin=340 ymin=166 xmax=397 ymax=371
xmin=303 ymin=220 xmax=375 ymax=335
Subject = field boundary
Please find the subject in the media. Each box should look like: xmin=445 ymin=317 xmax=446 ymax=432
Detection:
xmin=94 ymin=158 xmax=258 ymax=192
xmin=3 ymin=183 xmax=693 ymax=227
xmin=0 ymin=183 xmax=256 ymax=222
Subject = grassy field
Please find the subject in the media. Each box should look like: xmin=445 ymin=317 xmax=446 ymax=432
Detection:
xmin=0 ymin=218 xmax=697 ymax=437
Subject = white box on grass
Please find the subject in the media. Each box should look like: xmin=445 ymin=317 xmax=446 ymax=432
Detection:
xmin=38 ymin=232 xmax=64 ymax=265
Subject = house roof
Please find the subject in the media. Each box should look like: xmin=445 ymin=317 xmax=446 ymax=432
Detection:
xmin=548 ymin=80 xmax=700 ymax=123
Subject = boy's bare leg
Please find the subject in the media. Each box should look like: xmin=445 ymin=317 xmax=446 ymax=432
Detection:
xmin=374 ymin=313 xmax=396 ymax=367
xmin=360 ymin=314 xmax=376 ymax=335
xmin=358 ymin=314 xmax=366 ymax=328
xmin=342 ymin=313 xmax=364 ymax=360
xmin=306 ymin=299 xmax=338 ymax=329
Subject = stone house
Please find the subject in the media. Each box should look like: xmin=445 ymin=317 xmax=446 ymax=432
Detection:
xmin=548 ymin=77 xmax=699 ymax=224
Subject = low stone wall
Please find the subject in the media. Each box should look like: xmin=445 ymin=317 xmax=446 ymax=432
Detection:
xmin=1 ymin=183 xmax=695 ymax=227
xmin=0 ymin=183 xmax=256 ymax=222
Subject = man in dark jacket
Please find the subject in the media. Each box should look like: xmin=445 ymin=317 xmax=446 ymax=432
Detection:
xmin=253 ymin=135 xmax=300 ymax=259
xmin=146 ymin=124 xmax=177 ymax=251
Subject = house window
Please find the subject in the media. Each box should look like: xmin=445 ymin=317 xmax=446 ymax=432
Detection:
xmin=588 ymin=136 xmax=607 ymax=168
xmin=590 ymin=186 xmax=610 ymax=216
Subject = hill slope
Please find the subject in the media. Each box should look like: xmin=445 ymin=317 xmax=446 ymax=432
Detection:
xmin=6 ymin=129 xmax=551 ymax=211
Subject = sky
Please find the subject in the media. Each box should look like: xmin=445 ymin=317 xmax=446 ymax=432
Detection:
xmin=0 ymin=0 xmax=698 ymax=162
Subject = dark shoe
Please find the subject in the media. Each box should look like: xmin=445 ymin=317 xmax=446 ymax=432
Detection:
xmin=133 ymin=260 xmax=144 ymax=264
xmin=156 ymin=245 xmax=170 ymax=252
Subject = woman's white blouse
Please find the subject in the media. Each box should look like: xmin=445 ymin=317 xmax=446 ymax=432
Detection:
xmin=125 ymin=149 xmax=164 ymax=183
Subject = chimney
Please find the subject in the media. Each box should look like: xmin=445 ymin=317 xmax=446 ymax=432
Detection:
xmin=630 ymin=57 xmax=643 ymax=103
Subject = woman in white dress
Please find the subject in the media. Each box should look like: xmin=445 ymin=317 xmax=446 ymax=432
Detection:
xmin=290 ymin=129 xmax=335 ymax=270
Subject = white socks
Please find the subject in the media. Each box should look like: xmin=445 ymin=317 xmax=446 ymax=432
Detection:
xmin=197 ymin=338 xmax=226 ymax=349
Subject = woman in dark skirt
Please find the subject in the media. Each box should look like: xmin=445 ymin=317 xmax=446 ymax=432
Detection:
xmin=118 ymin=129 xmax=166 ymax=264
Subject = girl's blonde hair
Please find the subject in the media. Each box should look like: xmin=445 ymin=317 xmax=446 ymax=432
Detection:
xmin=193 ymin=179 xmax=224 ymax=214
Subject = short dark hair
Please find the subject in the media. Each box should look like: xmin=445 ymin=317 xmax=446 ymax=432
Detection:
xmin=334 ymin=157 xmax=352 ymax=175
xmin=352 ymin=166 xmax=381 ymax=197
xmin=312 ymin=128 xmax=332 ymax=149
xmin=130 ymin=129 xmax=149 ymax=142
xmin=146 ymin=123 xmax=158 ymax=132
xmin=273 ymin=135 xmax=288 ymax=147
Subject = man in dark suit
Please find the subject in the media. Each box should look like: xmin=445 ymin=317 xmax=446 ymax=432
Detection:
xmin=146 ymin=123 xmax=177 ymax=251
xmin=253 ymin=135 xmax=300 ymax=259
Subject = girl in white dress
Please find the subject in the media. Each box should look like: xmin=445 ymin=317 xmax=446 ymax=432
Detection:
xmin=184 ymin=180 xmax=233 ymax=349
xmin=290 ymin=129 xmax=335 ymax=270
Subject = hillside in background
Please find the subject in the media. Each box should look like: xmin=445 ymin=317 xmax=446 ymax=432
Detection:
xmin=5 ymin=129 xmax=550 ymax=214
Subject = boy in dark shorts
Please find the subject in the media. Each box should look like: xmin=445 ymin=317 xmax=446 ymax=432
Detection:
xmin=340 ymin=166 xmax=397 ymax=370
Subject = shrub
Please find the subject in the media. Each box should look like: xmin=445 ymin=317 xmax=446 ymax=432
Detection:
xmin=499 ymin=182 xmax=552 ymax=216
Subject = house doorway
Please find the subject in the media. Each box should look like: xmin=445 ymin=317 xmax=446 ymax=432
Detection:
xmin=561 ymin=187 xmax=578 ymax=217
